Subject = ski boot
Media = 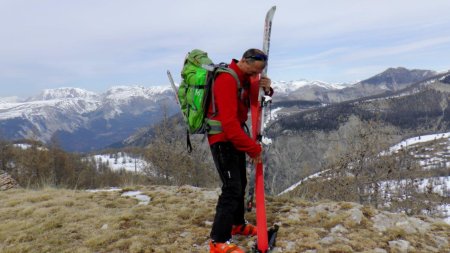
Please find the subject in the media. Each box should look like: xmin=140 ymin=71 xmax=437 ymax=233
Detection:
xmin=209 ymin=240 xmax=245 ymax=253
xmin=231 ymin=222 xmax=257 ymax=237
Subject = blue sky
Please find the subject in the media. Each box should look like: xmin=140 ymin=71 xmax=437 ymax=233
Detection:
xmin=1 ymin=0 xmax=450 ymax=98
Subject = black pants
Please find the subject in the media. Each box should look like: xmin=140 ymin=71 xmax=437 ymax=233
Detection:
xmin=210 ymin=142 xmax=247 ymax=242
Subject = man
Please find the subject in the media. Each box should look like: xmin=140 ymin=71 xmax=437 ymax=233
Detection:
xmin=208 ymin=49 xmax=273 ymax=253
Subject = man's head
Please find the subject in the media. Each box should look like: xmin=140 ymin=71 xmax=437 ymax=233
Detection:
xmin=237 ymin=49 xmax=267 ymax=77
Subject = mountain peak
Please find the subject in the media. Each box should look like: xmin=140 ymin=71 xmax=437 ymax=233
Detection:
xmin=384 ymin=66 xmax=408 ymax=72
xmin=28 ymin=87 xmax=98 ymax=101
xmin=104 ymin=85 xmax=171 ymax=101
xmin=361 ymin=67 xmax=437 ymax=90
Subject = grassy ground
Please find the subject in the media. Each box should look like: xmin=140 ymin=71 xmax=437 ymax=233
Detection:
xmin=0 ymin=186 xmax=448 ymax=253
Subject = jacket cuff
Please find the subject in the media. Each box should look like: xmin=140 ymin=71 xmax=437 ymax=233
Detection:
xmin=248 ymin=144 xmax=262 ymax=158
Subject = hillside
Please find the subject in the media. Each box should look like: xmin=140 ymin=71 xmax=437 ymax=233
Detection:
xmin=262 ymin=73 xmax=450 ymax=194
xmin=269 ymin=80 xmax=450 ymax=133
xmin=0 ymin=186 xmax=448 ymax=253
xmin=113 ymin=72 xmax=450 ymax=198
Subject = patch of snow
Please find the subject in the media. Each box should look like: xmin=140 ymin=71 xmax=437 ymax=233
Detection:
xmin=86 ymin=187 xmax=122 ymax=193
xmin=121 ymin=190 xmax=151 ymax=205
xmin=14 ymin=143 xmax=33 ymax=150
xmin=388 ymin=132 xmax=450 ymax=154
xmin=91 ymin=152 xmax=148 ymax=173
xmin=86 ymin=187 xmax=151 ymax=205
xmin=262 ymin=136 xmax=272 ymax=145
xmin=278 ymin=169 xmax=330 ymax=196
xmin=13 ymin=143 xmax=47 ymax=151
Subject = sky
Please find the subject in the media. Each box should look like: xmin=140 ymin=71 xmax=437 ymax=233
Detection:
xmin=1 ymin=0 xmax=450 ymax=98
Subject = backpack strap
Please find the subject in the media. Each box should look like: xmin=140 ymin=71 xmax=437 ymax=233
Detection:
xmin=207 ymin=66 xmax=241 ymax=135
xmin=210 ymin=66 xmax=241 ymax=116
xmin=186 ymin=129 xmax=193 ymax=153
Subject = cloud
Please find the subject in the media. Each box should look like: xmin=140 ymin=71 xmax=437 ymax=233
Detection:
xmin=341 ymin=36 xmax=450 ymax=62
xmin=1 ymin=0 xmax=450 ymax=96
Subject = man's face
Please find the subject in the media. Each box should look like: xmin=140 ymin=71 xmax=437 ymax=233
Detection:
xmin=241 ymin=60 xmax=266 ymax=77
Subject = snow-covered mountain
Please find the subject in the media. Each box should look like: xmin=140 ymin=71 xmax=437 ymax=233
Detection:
xmin=0 ymin=86 xmax=177 ymax=152
xmin=1 ymin=80 xmax=347 ymax=151
xmin=272 ymin=79 xmax=346 ymax=92
xmin=271 ymin=79 xmax=348 ymax=101
xmin=0 ymin=67 xmax=444 ymax=152
xmin=28 ymin=87 xmax=100 ymax=101
xmin=269 ymin=67 xmax=436 ymax=103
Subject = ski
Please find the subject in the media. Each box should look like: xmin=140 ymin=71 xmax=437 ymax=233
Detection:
xmin=166 ymin=70 xmax=180 ymax=105
xmin=250 ymin=6 xmax=277 ymax=253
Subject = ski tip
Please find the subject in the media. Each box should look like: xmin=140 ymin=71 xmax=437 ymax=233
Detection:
xmin=266 ymin=6 xmax=276 ymax=20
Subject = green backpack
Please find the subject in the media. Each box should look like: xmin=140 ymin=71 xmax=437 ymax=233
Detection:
xmin=177 ymin=49 xmax=240 ymax=150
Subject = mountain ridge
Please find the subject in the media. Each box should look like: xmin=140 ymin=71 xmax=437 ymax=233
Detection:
xmin=0 ymin=85 xmax=177 ymax=151
xmin=0 ymin=67 xmax=445 ymax=151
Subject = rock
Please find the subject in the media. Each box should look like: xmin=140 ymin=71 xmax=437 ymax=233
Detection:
xmin=397 ymin=217 xmax=430 ymax=234
xmin=305 ymin=203 xmax=339 ymax=217
xmin=330 ymin=224 xmax=348 ymax=234
xmin=348 ymin=207 xmax=364 ymax=224
xmin=179 ymin=231 xmax=190 ymax=238
xmin=320 ymin=234 xmax=350 ymax=245
xmin=372 ymin=213 xmax=394 ymax=232
xmin=0 ymin=170 xmax=20 ymax=190
xmin=422 ymin=245 xmax=440 ymax=253
xmin=284 ymin=241 xmax=296 ymax=252
xmin=320 ymin=235 xmax=336 ymax=245
xmin=372 ymin=212 xmax=431 ymax=234
xmin=388 ymin=239 xmax=411 ymax=253
xmin=372 ymin=248 xmax=388 ymax=253
xmin=433 ymin=235 xmax=449 ymax=250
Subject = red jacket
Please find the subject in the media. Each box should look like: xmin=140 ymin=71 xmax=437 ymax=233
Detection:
xmin=207 ymin=60 xmax=265 ymax=158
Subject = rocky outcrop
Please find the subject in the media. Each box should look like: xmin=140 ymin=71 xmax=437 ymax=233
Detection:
xmin=0 ymin=170 xmax=19 ymax=190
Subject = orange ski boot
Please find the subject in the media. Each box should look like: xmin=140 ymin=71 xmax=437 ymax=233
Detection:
xmin=231 ymin=222 xmax=257 ymax=237
xmin=209 ymin=240 xmax=245 ymax=253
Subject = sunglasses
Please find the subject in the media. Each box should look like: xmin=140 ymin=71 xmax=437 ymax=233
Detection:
xmin=245 ymin=53 xmax=268 ymax=62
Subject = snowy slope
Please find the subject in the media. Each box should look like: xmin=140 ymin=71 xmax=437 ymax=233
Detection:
xmin=0 ymin=86 xmax=172 ymax=121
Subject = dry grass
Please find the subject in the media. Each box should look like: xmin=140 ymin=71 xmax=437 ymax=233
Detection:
xmin=0 ymin=185 xmax=449 ymax=253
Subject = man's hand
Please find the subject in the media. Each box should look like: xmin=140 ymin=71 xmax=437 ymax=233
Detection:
xmin=251 ymin=145 xmax=263 ymax=164
xmin=260 ymin=76 xmax=271 ymax=93
xmin=251 ymin=154 xmax=262 ymax=164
